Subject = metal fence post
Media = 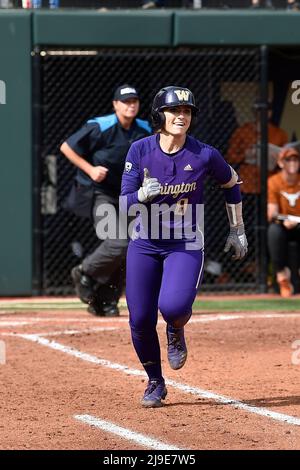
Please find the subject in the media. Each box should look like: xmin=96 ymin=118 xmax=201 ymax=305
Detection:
xmin=258 ymin=44 xmax=269 ymax=293
xmin=32 ymin=47 xmax=43 ymax=295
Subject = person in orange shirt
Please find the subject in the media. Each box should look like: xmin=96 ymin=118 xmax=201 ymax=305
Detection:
xmin=227 ymin=104 xmax=288 ymax=194
xmin=267 ymin=148 xmax=300 ymax=297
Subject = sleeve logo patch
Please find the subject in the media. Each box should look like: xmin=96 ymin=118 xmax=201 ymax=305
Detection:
xmin=125 ymin=162 xmax=133 ymax=172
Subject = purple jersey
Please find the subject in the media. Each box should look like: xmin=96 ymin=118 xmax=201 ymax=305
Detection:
xmin=121 ymin=134 xmax=241 ymax=245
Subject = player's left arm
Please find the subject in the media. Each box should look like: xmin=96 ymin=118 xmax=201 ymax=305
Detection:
xmin=209 ymin=149 xmax=248 ymax=260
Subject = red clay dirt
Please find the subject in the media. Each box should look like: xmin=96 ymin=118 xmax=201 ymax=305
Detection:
xmin=1 ymin=308 xmax=300 ymax=450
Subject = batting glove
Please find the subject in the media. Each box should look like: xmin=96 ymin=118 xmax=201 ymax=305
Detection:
xmin=138 ymin=168 xmax=161 ymax=203
xmin=224 ymin=224 xmax=248 ymax=260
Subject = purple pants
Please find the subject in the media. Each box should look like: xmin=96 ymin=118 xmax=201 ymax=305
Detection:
xmin=126 ymin=240 xmax=204 ymax=328
xmin=126 ymin=240 xmax=204 ymax=380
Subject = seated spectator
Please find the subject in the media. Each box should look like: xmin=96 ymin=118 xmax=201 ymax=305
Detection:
xmin=251 ymin=0 xmax=274 ymax=8
xmin=251 ymin=0 xmax=300 ymax=9
xmin=267 ymin=148 xmax=300 ymax=297
xmin=142 ymin=0 xmax=165 ymax=9
xmin=227 ymin=102 xmax=288 ymax=195
xmin=0 ymin=0 xmax=13 ymax=8
xmin=287 ymin=0 xmax=300 ymax=10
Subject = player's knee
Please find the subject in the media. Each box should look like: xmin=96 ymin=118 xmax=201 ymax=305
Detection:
xmin=159 ymin=300 xmax=192 ymax=327
xmin=170 ymin=312 xmax=191 ymax=329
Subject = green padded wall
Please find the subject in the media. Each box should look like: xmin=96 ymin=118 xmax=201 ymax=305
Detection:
xmin=0 ymin=12 xmax=32 ymax=295
xmin=33 ymin=10 xmax=173 ymax=46
xmin=174 ymin=10 xmax=300 ymax=46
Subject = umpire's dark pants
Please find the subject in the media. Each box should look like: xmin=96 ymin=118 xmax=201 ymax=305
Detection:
xmin=267 ymin=222 xmax=300 ymax=273
xmin=82 ymin=191 xmax=128 ymax=286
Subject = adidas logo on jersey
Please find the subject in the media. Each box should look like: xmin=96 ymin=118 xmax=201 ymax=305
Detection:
xmin=184 ymin=164 xmax=193 ymax=171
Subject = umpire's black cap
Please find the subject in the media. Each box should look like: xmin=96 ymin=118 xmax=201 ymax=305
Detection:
xmin=113 ymin=84 xmax=139 ymax=101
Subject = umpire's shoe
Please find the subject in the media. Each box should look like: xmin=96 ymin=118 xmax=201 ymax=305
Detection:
xmin=166 ymin=324 xmax=187 ymax=370
xmin=141 ymin=378 xmax=167 ymax=408
xmin=71 ymin=264 xmax=94 ymax=304
xmin=87 ymin=299 xmax=120 ymax=317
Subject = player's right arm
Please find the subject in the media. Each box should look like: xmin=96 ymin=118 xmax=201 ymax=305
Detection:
xmin=121 ymin=143 xmax=141 ymax=208
xmin=121 ymin=143 xmax=160 ymax=208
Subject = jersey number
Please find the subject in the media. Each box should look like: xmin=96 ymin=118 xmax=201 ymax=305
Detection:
xmin=175 ymin=198 xmax=189 ymax=215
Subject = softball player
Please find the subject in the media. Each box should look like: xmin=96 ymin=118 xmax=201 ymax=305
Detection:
xmin=121 ymin=86 xmax=248 ymax=408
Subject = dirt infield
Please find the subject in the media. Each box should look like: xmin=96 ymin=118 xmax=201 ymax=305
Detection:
xmin=1 ymin=303 xmax=300 ymax=450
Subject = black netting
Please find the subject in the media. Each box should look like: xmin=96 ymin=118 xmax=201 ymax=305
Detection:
xmin=39 ymin=47 xmax=261 ymax=294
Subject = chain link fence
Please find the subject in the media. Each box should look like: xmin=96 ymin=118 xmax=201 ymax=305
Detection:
xmin=36 ymin=46 xmax=262 ymax=295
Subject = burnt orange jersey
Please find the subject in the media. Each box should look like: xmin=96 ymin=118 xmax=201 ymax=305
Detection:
xmin=227 ymin=122 xmax=288 ymax=165
xmin=268 ymin=173 xmax=300 ymax=216
xmin=227 ymin=122 xmax=288 ymax=194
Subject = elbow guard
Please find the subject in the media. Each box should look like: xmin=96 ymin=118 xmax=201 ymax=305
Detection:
xmin=221 ymin=166 xmax=242 ymax=189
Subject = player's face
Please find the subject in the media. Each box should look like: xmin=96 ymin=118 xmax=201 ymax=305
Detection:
xmin=113 ymin=98 xmax=140 ymax=120
xmin=282 ymin=156 xmax=300 ymax=174
xmin=163 ymin=106 xmax=192 ymax=136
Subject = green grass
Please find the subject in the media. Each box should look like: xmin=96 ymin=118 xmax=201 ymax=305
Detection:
xmin=0 ymin=298 xmax=300 ymax=313
xmin=192 ymin=298 xmax=300 ymax=312
xmin=0 ymin=302 xmax=86 ymax=311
